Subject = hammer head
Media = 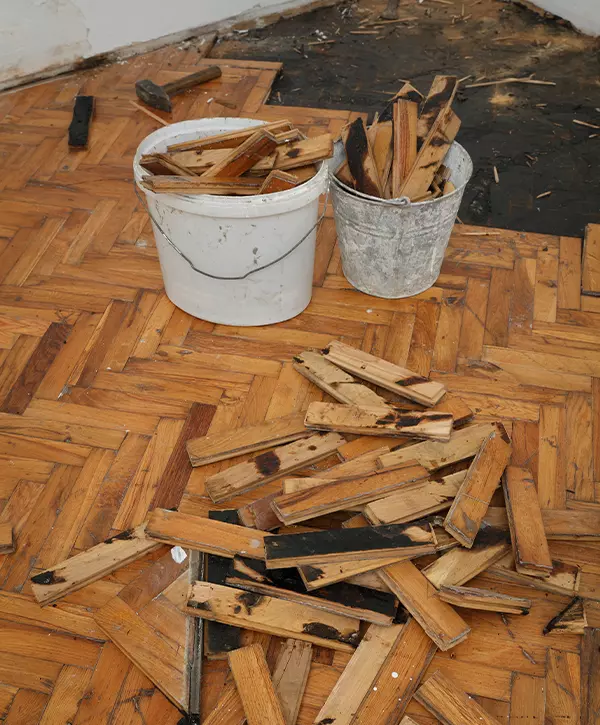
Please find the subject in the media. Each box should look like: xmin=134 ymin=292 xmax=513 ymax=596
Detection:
xmin=135 ymin=79 xmax=171 ymax=113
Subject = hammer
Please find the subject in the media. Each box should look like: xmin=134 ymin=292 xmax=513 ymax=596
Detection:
xmin=135 ymin=65 xmax=222 ymax=112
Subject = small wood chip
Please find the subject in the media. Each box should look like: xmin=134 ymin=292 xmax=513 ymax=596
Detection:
xmin=465 ymin=76 xmax=556 ymax=89
xmin=493 ymin=166 xmax=499 ymax=184
xmin=573 ymin=119 xmax=600 ymax=130
xmin=536 ymin=191 xmax=552 ymax=199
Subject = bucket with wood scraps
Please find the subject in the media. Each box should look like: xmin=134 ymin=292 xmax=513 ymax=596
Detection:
xmin=332 ymin=76 xmax=472 ymax=299
xmin=134 ymin=119 xmax=334 ymax=326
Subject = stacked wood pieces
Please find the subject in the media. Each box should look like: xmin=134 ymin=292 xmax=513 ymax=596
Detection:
xmin=140 ymin=120 xmax=333 ymax=196
xmin=25 ymin=338 xmax=594 ymax=725
xmin=336 ymin=75 xmax=461 ymax=202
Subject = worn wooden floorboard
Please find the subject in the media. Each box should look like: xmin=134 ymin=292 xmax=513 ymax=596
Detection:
xmin=0 ymin=42 xmax=592 ymax=725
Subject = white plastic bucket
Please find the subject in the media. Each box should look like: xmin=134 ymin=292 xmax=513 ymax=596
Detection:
xmin=134 ymin=119 xmax=328 ymax=326
xmin=330 ymin=142 xmax=473 ymax=299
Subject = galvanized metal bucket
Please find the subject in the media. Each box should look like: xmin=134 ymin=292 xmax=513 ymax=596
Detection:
xmin=330 ymin=142 xmax=473 ymax=299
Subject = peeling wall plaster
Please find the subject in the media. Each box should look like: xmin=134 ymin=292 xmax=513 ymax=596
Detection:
xmin=0 ymin=0 xmax=316 ymax=88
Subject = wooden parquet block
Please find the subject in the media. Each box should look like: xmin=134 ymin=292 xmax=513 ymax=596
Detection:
xmin=0 ymin=42 xmax=592 ymax=725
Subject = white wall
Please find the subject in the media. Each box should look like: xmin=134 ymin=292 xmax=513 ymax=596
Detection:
xmin=0 ymin=0 xmax=314 ymax=88
xmin=531 ymin=0 xmax=600 ymax=35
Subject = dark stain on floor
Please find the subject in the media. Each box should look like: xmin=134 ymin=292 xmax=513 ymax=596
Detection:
xmin=213 ymin=0 xmax=600 ymax=237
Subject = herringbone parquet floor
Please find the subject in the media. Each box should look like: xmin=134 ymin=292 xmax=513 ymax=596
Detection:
xmin=0 ymin=41 xmax=595 ymax=724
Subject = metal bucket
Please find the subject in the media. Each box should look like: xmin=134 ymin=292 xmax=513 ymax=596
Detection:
xmin=331 ymin=142 xmax=473 ymax=299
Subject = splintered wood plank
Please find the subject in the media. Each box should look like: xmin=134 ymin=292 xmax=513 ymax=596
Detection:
xmin=186 ymin=413 xmax=310 ymax=466
xmin=438 ymin=585 xmax=532 ymax=615
xmin=378 ymin=422 xmax=497 ymax=471
xmin=558 ymin=236 xmax=582 ymax=310
xmin=392 ymin=100 xmax=418 ymax=197
xmin=186 ymin=581 xmax=360 ymax=652
xmin=546 ymin=649 xmax=580 ymax=725
xmin=292 ymin=350 xmax=386 ymax=407
xmin=365 ymin=471 xmax=466 ymax=524
xmin=540 ymin=509 xmax=600 ymax=540
xmin=422 ymin=518 xmax=512 ymax=588
xmin=146 ymin=508 xmax=269 ymax=558
xmin=30 ymin=523 xmax=162 ymax=605
xmin=203 ymin=681 xmax=245 ymax=725
xmin=227 ymin=556 xmax=398 ymax=625
xmin=342 ymin=117 xmax=383 ymax=197
xmin=0 ymin=322 xmax=71 ymax=414
xmin=415 ymin=670 xmax=502 ymax=725
xmin=509 ymin=673 xmax=545 ymax=725
xmin=228 ymin=644 xmax=286 ymax=725
xmin=352 ymin=617 xmax=437 ymax=725
xmin=503 ymin=466 xmax=552 ymax=577
xmin=379 ymin=560 xmax=470 ymax=650
xmin=417 ymin=76 xmax=458 ymax=140
xmin=313 ymin=623 xmax=405 ymax=725
xmin=444 ymin=426 xmax=512 ymax=547
xmin=582 ymin=223 xmax=600 ymax=295
xmin=543 ymin=596 xmax=587 ymax=635
xmin=205 ymin=432 xmax=344 ymax=503
xmin=324 ymin=340 xmax=446 ymax=406
xmin=582 ymin=628 xmax=600 ymax=725
xmin=264 ymin=522 xmax=435 ymax=568
xmin=202 ymin=128 xmax=278 ymax=178
xmin=400 ymin=110 xmax=461 ymax=201
xmin=272 ymin=462 xmax=429 ymax=524
xmin=371 ymin=120 xmax=394 ymax=195
xmin=272 ymin=640 xmax=312 ymax=725
xmin=94 ymin=596 xmax=187 ymax=710
xmin=304 ymin=402 xmax=453 ymax=441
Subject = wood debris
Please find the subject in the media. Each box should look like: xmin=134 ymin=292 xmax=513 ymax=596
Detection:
xmin=335 ymin=76 xmax=462 ymax=202
xmin=139 ymin=121 xmax=332 ymax=196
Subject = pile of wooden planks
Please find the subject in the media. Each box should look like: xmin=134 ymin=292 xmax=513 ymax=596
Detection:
xmin=26 ymin=339 xmax=595 ymax=724
xmin=337 ymin=75 xmax=461 ymax=202
xmin=139 ymin=120 xmax=333 ymax=195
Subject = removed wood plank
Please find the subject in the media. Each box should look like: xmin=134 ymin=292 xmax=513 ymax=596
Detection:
xmin=238 ymin=491 xmax=282 ymax=531
xmin=272 ymin=462 xmax=429 ymax=525
xmin=400 ymin=109 xmax=461 ymax=201
xmin=342 ymin=117 xmax=384 ymax=197
xmin=141 ymin=175 xmax=263 ymax=195
xmin=0 ymin=523 xmax=14 ymax=554
xmin=265 ymin=134 xmax=333 ymax=172
xmin=365 ymin=470 xmax=467 ymax=524
xmin=582 ymin=223 xmax=600 ymax=296
xmin=415 ymin=670 xmax=502 ymax=725
xmin=304 ymin=402 xmax=453 ymax=441
xmin=185 ymin=581 xmax=360 ymax=652
xmin=438 ymin=585 xmax=532 ymax=615
xmin=68 ymin=96 xmax=94 ymax=148
xmin=543 ymin=596 xmax=587 ymax=635
xmin=422 ymin=518 xmax=512 ymax=588
xmin=202 ymin=129 xmax=278 ymax=178
xmin=166 ymin=120 xmax=294 ymax=152
xmin=392 ymin=100 xmax=418 ymax=197
xmin=541 ymin=509 xmax=600 ymax=540
xmin=30 ymin=523 xmax=162 ymax=606
xmin=417 ymin=76 xmax=458 ymax=140
xmin=205 ymin=432 xmax=344 ymax=504
xmin=352 ymin=617 xmax=437 ymax=725
xmin=259 ymin=170 xmax=299 ymax=194
xmin=379 ymin=560 xmax=470 ymax=650
xmin=264 ymin=522 xmax=435 ymax=569
xmin=226 ymin=556 xmax=398 ymax=625
xmin=271 ymin=640 xmax=312 ymax=725
xmin=323 ymin=339 xmax=446 ymax=406
xmin=313 ymin=622 xmax=405 ymax=725
xmin=292 ymin=349 xmax=386 ymax=407
xmin=140 ymin=152 xmax=197 ymax=176
xmin=444 ymin=426 xmax=512 ymax=547
xmin=228 ymin=644 xmax=286 ymax=725
xmin=371 ymin=120 xmax=394 ymax=195
xmin=503 ymin=466 xmax=552 ymax=577
xmin=582 ymin=628 xmax=600 ymax=725
xmin=145 ymin=508 xmax=269 ymax=559
xmin=488 ymin=555 xmax=581 ymax=597
xmin=378 ymin=422 xmax=497 ymax=471
xmin=186 ymin=413 xmax=310 ymax=467
xmin=299 ymin=556 xmax=408 ymax=591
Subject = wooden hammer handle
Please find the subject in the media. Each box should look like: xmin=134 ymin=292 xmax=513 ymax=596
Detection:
xmin=163 ymin=66 xmax=222 ymax=97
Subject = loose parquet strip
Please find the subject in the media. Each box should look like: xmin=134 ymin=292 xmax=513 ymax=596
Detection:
xmin=509 ymin=673 xmax=546 ymax=725
xmin=228 ymin=644 xmax=286 ymax=725
xmin=271 ymin=639 xmax=312 ymax=725
xmin=352 ymin=617 xmax=437 ymax=725
xmin=415 ymin=670 xmax=502 ymax=725
xmin=558 ymin=236 xmax=582 ymax=310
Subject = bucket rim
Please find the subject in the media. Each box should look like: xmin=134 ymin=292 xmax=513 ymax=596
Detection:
xmin=330 ymin=141 xmax=473 ymax=208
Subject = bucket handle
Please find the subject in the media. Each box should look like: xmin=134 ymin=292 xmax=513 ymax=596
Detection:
xmin=134 ymin=183 xmax=329 ymax=281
